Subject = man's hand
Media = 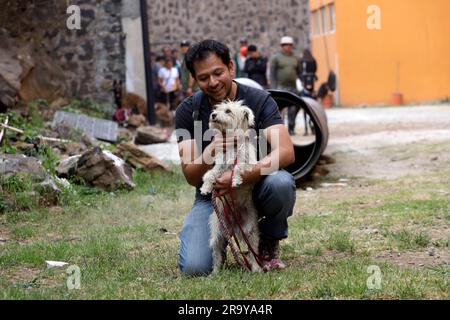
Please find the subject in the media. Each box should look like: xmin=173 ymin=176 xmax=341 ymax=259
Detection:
xmin=212 ymin=134 xmax=237 ymax=154
xmin=203 ymin=133 xmax=237 ymax=164
xmin=213 ymin=170 xmax=233 ymax=196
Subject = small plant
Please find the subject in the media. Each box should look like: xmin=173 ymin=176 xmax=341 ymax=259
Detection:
xmin=11 ymin=224 xmax=36 ymax=240
xmin=304 ymin=246 xmax=323 ymax=256
xmin=385 ymin=229 xmax=431 ymax=250
xmin=0 ymin=194 xmax=8 ymax=214
xmin=312 ymin=283 xmax=335 ymax=299
xmin=413 ymin=232 xmax=431 ymax=247
xmin=62 ymin=99 xmax=112 ymax=119
xmin=0 ymin=143 xmax=17 ymax=154
xmin=0 ymin=174 xmax=38 ymax=213
xmin=27 ymin=99 xmax=47 ymax=128
xmin=33 ymin=143 xmax=59 ymax=176
xmin=326 ymin=231 xmax=356 ymax=254
xmin=0 ymin=175 xmax=34 ymax=194
xmin=0 ymin=111 xmax=41 ymax=154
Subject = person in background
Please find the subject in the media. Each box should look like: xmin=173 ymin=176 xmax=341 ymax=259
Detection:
xmin=299 ymin=49 xmax=317 ymax=99
xmin=158 ymin=57 xmax=181 ymax=110
xmin=244 ymin=44 xmax=268 ymax=88
xmin=179 ymin=40 xmax=198 ymax=98
xmin=233 ymin=38 xmax=248 ymax=78
xmin=152 ymin=55 xmax=165 ymax=103
xmin=162 ymin=46 xmax=172 ymax=61
xmin=172 ymin=48 xmax=182 ymax=71
xmin=270 ymin=36 xmax=301 ymax=136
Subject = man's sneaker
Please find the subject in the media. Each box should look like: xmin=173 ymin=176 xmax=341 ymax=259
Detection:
xmin=259 ymin=237 xmax=280 ymax=260
xmin=259 ymin=237 xmax=286 ymax=270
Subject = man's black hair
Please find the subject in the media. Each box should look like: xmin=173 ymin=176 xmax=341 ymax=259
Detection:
xmin=185 ymin=39 xmax=231 ymax=78
xmin=248 ymin=44 xmax=257 ymax=52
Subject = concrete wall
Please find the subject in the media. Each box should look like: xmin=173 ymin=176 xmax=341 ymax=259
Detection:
xmin=122 ymin=0 xmax=147 ymax=100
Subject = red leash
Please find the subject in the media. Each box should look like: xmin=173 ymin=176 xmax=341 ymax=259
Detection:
xmin=211 ymin=154 xmax=265 ymax=271
xmin=212 ymin=193 xmax=252 ymax=271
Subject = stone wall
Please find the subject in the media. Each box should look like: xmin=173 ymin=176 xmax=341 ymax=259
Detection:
xmin=0 ymin=0 xmax=310 ymax=106
xmin=0 ymin=0 xmax=126 ymax=105
xmin=148 ymin=0 xmax=310 ymax=58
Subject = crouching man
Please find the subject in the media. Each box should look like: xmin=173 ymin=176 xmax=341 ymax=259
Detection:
xmin=175 ymin=40 xmax=296 ymax=276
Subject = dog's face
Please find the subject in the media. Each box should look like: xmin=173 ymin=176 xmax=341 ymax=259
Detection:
xmin=209 ymin=100 xmax=255 ymax=133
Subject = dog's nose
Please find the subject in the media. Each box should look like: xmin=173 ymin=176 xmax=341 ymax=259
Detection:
xmin=211 ymin=113 xmax=217 ymax=120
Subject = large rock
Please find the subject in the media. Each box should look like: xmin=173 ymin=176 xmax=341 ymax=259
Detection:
xmin=115 ymin=142 xmax=171 ymax=172
xmin=0 ymin=29 xmax=21 ymax=108
xmin=135 ymin=126 xmax=169 ymax=144
xmin=155 ymin=102 xmax=174 ymax=127
xmin=56 ymin=155 xmax=81 ymax=178
xmin=0 ymin=153 xmax=63 ymax=207
xmin=17 ymin=41 xmax=68 ymax=104
xmin=0 ymin=29 xmax=68 ymax=107
xmin=58 ymin=147 xmax=135 ymax=191
xmin=127 ymin=114 xmax=146 ymax=128
xmin=36 ymin=177 xmax=62 ymax=206
xmin=0 ymin=153 xmax=47 ymax=181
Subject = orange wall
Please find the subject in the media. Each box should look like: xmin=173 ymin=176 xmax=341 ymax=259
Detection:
xmin=310 ymin=0 xmax=450 ymax=106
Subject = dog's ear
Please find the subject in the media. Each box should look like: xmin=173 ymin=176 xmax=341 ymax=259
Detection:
xmin=243 ymin=108 xmax=255 ymax=128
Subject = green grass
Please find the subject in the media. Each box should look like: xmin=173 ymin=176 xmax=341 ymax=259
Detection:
xmin=61 ymin=99 xmax=113 ymax=120
xmin=0 ymin=166 xmax=449 ymax=299
xmin=10 ymin=225 xmax=36 ymax=240
xmin=326 ymin=231 xmax=356 ymax=254
xmin=0 ymin=175 xmax=38 ymax=214
xmin=384 ymin=230 xmax=431 ymax=250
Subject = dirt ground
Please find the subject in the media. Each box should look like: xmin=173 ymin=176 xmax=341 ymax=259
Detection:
xmin=322 ymin=105 xmax=450 ymax=179
xmin=294 ymin=104 xmax=450 ymax=270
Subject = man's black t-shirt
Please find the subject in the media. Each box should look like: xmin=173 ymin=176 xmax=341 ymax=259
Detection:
xmin=175 ymin=81 xmax=283 ymax=153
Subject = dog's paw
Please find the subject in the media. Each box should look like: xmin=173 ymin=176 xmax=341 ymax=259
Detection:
xmin=211 ymin=265 xmax=221 ymax=274
xmin=251 ymin=264 xmax=263 ymax=273
xmin=200 ymin=185 xmax=210 ymax=195
xmin=200 ymin=182 xmax=214 ymax=195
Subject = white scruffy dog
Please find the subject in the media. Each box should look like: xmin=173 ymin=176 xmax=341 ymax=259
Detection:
xmin=200 ymin=100 xmax=261 ymax=273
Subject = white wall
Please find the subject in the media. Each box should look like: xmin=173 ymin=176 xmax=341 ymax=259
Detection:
xmin=122 ymin=1 xmax=147 ymax=100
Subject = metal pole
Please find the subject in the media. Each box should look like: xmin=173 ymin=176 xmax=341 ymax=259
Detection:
xmin=139 ymin=0 xmax=156 ymax=125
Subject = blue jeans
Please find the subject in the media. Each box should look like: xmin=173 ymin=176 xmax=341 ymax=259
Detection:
xmin=178 ymin=170 xmax=296 ymax=276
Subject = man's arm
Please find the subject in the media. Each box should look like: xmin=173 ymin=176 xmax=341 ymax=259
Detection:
xmin=178 ymin=135 xmax=238 ymax=188
xmin=178 ymin=139 xmax=213 ymax=188
xmin=176 ymin=77 xmax=181 ymax=92
xmin=158 ymin=77 xmax=165 ymax=92
xmin=242 ymin=124 xmax=295 ymax=184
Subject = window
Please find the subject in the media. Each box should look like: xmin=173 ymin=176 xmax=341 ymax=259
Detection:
xmin=329 ymin=3 xmax=336 ymax=32
xmin=320 ymin=6 xmax=327 ymax=34
xmin=312 ymin=10 xmax=319 ymax=36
